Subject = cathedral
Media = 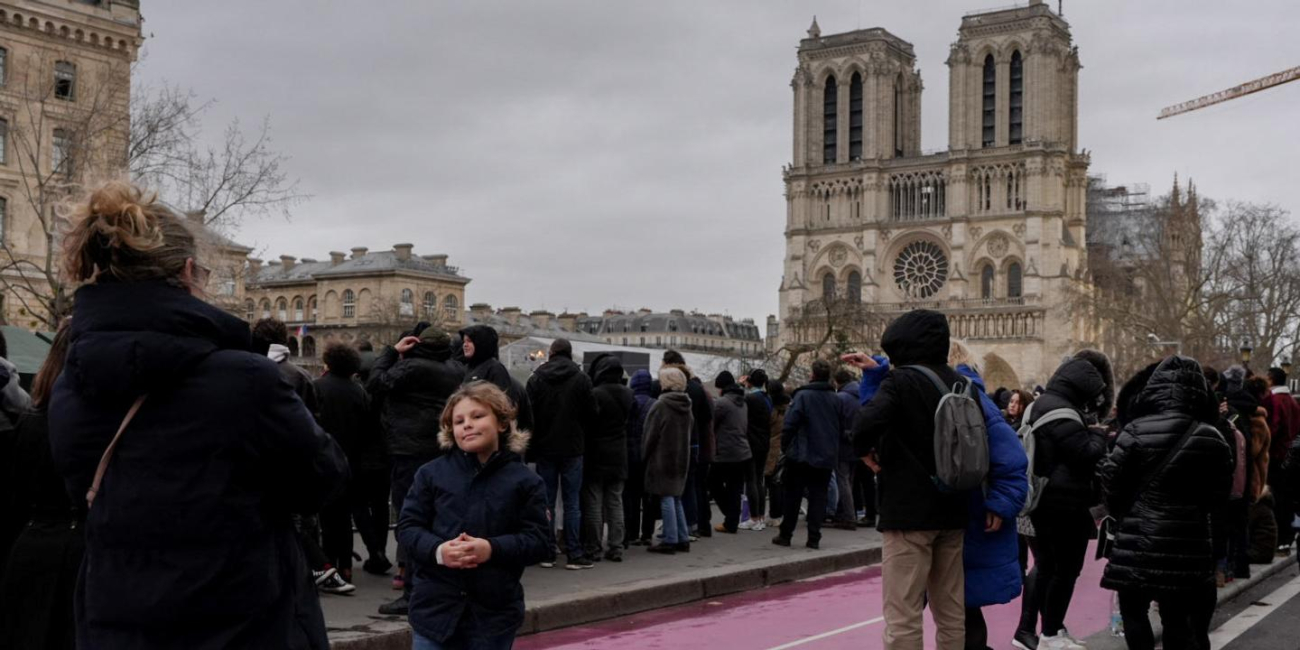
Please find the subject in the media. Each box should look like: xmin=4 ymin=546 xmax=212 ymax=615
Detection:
xmin=778 ymin=0 xmax=1090 ymax=388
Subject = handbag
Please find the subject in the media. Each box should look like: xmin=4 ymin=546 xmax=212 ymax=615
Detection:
xmin=85 ymin=395 xmax=148 ymax=509
xmin=1097 ymin=420 xmax=1208 ymax=559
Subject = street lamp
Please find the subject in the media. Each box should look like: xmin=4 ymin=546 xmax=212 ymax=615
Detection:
xmin=1284 ymin=359 xmax=1294 ymax=376
xmin=1240 ymin=340 xmax=1253 ymax=367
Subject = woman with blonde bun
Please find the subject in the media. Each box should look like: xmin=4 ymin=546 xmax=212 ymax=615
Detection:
xmin=48 ymin=181 xmax=349 ymax=650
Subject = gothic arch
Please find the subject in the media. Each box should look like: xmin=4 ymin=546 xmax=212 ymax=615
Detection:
xmin=813 ymin=64 xmax=839 ymax=87
xmin=837 ymin=263 xmax=863 ymax=283
xmin=841 ymin=61 xmax=867 ymax=84
xmin=981 ymin=353 xmax=1021 ymax=390
xmin=1001 ymin=40 xmax=1028 ymax=63
xmin=806 ymin=241 xmax=860 ymax=276
xmin=965 ymin=229 xmax=1023 ymax=271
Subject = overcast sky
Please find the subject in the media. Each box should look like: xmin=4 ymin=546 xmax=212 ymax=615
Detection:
xmin=134 ymin=0 xmax=1300 ymax=323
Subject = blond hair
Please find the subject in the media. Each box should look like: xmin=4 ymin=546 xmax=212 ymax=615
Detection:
xmin=659 ymin=367 xmax=688 ymax=392
xmin=62 ymin=180 xmax=197 ymax=286
xmin=948 ymin=339 xmax=980 ymax=374
xmin=438 ymin=381 xmax=529 ymax=453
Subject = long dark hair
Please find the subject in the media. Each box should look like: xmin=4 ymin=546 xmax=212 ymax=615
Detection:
xmin=30 ymin=320 xmax=72 ymax=409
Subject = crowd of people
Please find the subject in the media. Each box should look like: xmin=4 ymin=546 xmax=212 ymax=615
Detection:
xmin=0 ymin=179 xmax=1296 ymax=650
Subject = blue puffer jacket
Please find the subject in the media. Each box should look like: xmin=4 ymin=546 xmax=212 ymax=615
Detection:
xmin=958 ymin=365 xmax=1029 ymax=608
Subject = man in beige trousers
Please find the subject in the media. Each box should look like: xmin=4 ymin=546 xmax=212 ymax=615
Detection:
xmin=845 ymin=309 xmax=969 ymax=650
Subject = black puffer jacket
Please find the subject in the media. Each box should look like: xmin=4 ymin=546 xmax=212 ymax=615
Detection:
xmin=852 ymin=310 xmax=967 ymax=531
xmin=367 ymin=345 xmax=464 ymax=459
xmin=315 ymin=372 xmax=387 ymax=472
xmin=1098 ymin=356 xmax=1233 ymax=592
xmin=586 ymin=355 xmax=633 ymax=481
xmin=526 ymin=355 xmax=595 ymax=462
xmin=1027 ymin=359 xmax=1109 ymax=513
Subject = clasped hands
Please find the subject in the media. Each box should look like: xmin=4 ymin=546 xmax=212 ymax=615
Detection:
xmin=439 ymin=533 xmax=492 ymax=569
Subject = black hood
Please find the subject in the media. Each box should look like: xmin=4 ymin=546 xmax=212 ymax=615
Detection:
xmin=1044 ymin=358 xmax=1107 ymax=412
xmin=1072 ymin=349 xmax=1116 ymax=418
xmin=881 ymin=310 xmax=949 ymax=366
xmin=458 ymin=325 xmax=500 ymax=367
xmin=534 ymin=354 xmax=581 ymax=384
xmin=1129 ymin=356 xmax=1217 ymax=423
xmin=64 ymin=281 xmax=251 ymax=403
xmin=1115 ymin=361 xmax=1160 ymax=428
xmin=406 ymin=341 xmax=452 ymax=363
xmin=721 ymin=384 xmax=745 ymax=398
xmin=587 ymin=353 xmax=625 ymax=386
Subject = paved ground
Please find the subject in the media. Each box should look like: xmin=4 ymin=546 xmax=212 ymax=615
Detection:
xmin=515 ymin=543 xmax=1298 ymax=650
xmin=323 ymin=513 xmax=884 ymax=647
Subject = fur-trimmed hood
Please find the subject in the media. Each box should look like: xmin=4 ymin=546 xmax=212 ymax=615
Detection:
xmin=438 ymin=425 xmax=532 ymax=455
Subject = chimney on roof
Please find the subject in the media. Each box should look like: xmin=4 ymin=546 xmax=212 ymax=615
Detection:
xmin=351 ymin=247 xmax=368 ymax=260
xmin=530 ymin=310 xmax=554 ymax=329
xmin=427 ymin=254 xmax=448 ymax=267
xmin=280 ymin=255 xmax=296 ymax=271
xmin=557 ymin=313 xmax=579 ymax=332
xmin=248 ymin=258 xmax=263 ymax=276
xmin=638 ymin=308 xmax=653 ymax=316
xmin=301 ymin=258 xmax=317 ymax=264
xmin=393 ymin=243 xmax=414 ymax=261
xmin=330 ymin=251 xmax=346 ymax=265
xmin=500 ymin=307 xmax=522 ymax=326
xmin=470 ymin=303 xmax=493 ymax=320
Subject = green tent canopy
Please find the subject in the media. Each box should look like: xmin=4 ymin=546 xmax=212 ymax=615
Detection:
xmin=1 ymin=326 xmax=52 ymax=376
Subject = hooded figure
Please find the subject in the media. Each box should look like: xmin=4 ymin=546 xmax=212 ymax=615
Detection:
xmin=1223 ymin=366 xmax=1271 ymax=500
xmin=712 ymin=371 xmax=751 ymax=464
xmin=458 ymin=325 xmax=532 ymax=432
xmin=367 ymin=328 xmax=465 ymax=460
xmin=525 ymin=341 xmax=597 ymax=463
xmin=1027 ymin=358 xmax=1110 ymax=513
xmin=853 ymin=309 xmax=968 ymax=531
xmin=1097 ymin=356 xmax=1232 ymax=649
xmin=585 ymin=354 xmax=633 ymax=482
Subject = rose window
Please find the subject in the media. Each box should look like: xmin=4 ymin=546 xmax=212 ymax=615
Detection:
xmin=893 ymin=241 xmax=949 ymax=299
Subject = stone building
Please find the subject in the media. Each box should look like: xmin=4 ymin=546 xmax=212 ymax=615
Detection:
xmin=244 ymin=244 xmax=469 ymax=359
xmin=573 ymin=309 xmax=764 ymax=357
xmin=0 ymin=0 xmax=142 ymax=327
xmin=778 ymin=1 xmax=1089 ymax=388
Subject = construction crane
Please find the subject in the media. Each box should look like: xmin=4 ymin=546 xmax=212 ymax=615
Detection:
xmin=1158 ymin=65 xmax=1300 ymax=119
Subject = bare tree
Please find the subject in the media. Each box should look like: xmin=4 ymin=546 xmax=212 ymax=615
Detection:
xmin=366 ymin=294 xmax=447 ymax=348
xmin=766 ymin=297 xmax=888 ymax=385
xmin=1213 ymin=201 xmax=1300 ymax=368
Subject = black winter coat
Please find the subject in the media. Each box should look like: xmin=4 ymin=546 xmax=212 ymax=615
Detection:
xmin=1098 ymin=356 xmax=1233 ymax=592
xmin=277 ymin=359 xmax=319 ymax=418
xmin=852 ymin=310 xmax=968 ymax=531
xmin=459 ymin=326 xmax=534 ymax=432
xmin=316 ymin=373 xmax=387 ymax=472
xmin=744 ymin=389 xmax=773 ymax=463
xmin=367 ymin=345 xmax=464 ymax=459
xmin=526 ymin=356 xmax=596 ymax=461
xmin=586 ymin=355 xmax=633 ymax=481
xmin=49 ymin=281 xmax=349 ymax=650
xmin=783 ymin=382 xmax=842 ymax=470
xmin=1028 ymin=359 xmax=1109 ymax=514
xmin=397 ymin=447 xmax=551 ymax=643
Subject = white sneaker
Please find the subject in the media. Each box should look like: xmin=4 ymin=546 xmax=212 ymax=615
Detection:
xmin=766 ymin=517 xmax=782 ymax=527
xmin=738 ymin=519 xmax=755 ymax=530
xmin=1040 ymin=633 xmax=1085 ymax=650
xmin=751 ymin=520 xmax=767 ymax=531
xmin=1061 ymin=629 xmax=1086 ymax=646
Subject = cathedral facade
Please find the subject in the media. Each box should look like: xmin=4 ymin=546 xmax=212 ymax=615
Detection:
xmin=779 ymin=0 xmax=1090 ymax=388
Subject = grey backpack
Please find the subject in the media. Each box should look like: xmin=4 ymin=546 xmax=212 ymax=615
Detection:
xmin=1016 ymin=402 xmax=1082 ymax=516
xmin=903 ymin=365 xmax=989 ymax=492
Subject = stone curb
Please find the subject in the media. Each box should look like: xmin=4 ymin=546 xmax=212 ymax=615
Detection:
xmin=1217 ymin=552 xmax=1298 ymax=605
xmin=329 ymin=544 xmax=884 ymax=649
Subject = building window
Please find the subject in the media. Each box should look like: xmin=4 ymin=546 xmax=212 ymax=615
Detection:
xmin=847 ymin=271 xmax=862 ymax=303
xmin=276 ymin=298 xmax=287 ymax=321
xmin=981 ymin=264 xmax=995 ymax=300
xmin=1007 ymin=262 xmax=1023 ymax=299
xmin=244 ymin=299 xmax=255 ymax=321
xmin=52 ymin=128 xmax=72 ymax=175
xmin=0 ymin=48 xmax=7 ymax=87
xmin=443 ymin=294 xmax=458 ymax=321
xmin=54 ymin=61 xmax=76 ymax=101
xmin=849 ymin=73 xmax=863 ymax=160
xmin=1009 ymin=51 xmax=1024 ymax=145
xmin=0 ymin=119 xmax=7 ymax=165
xmin=822 ymin=272 xmax=836 ymax=301
xmin=259 ymin=299 xmax=271 ymax=319
xmin=293 ymin=298 xmax=304 ymax=321
xmin=342 ymin=289 xmax=355 ymax=318
xmin=306 ymin=296 xmax=317 ymax=320
xmin=400 ymin=288 xmax=414 ymax=316
xmin=423 ymin=291 xmax=436 ymax=316
xmin=894 ymin=74 xmax=904 ymax=157
xmin=822 ymin=76 xmax=837 ymax=164
xmin=982 ymin=55 xmax=995 ymax=148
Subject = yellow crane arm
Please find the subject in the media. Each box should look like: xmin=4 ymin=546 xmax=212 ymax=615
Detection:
xmin=1158 ymin=65 xmax=1300 ymax=119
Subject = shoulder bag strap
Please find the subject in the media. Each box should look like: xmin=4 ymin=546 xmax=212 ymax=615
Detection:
xmin=1122 ymin=420 xmax=1206 ymax=515
xmin=902 ymin=364 xmax=957 ymax=396
xmin=86 ymin=395 xmax=148 ymax=509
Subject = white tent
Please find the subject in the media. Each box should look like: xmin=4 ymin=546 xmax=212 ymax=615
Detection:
xmin=501 ymin=336 xmax=759 ymax=386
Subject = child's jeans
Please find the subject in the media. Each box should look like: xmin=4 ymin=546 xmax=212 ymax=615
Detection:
xmin=413 ymin=630 xmax=514 ymax=650
xmin=659 ymin=495 xmax=689 ymax=544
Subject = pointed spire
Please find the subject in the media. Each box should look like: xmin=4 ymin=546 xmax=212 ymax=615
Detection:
xmin=808 ymin=16 xmax=822 ymax=39
xmin=1170 ymin=172 xmax=1182 ymax=209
